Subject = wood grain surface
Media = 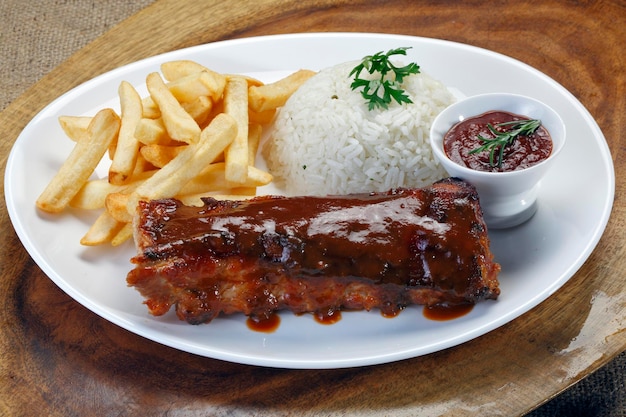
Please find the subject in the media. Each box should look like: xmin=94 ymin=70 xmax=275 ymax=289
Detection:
xmin=1 ymin=0 xmax=624 ymax=416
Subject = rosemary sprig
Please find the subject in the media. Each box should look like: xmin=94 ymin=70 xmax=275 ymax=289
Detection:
xmin=469 ymin=119 xmax=542 ymax=167
xmin=349 ymin=47 xmax=421 ymax=110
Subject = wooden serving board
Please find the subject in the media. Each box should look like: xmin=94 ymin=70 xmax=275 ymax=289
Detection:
xmin=1 ymin=0 xmax=624 ymax=415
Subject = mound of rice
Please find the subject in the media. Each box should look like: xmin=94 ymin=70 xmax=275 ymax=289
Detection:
xmin=263 ymin=60 xmax=455 ymax=196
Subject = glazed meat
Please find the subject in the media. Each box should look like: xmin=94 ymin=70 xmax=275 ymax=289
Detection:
xmin=127 ymin=178 xmax=500 ymax=324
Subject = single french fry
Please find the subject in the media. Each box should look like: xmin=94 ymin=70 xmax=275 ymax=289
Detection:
xmin=36 ymin=108 xmax=121 ymax=213
xmin=230 ymin=123 xmax=265 ymax=196
xmin=179 ymin=162 xmax=272 ymax=196
xmin=70 ymin=170 xmax=155 ymax=210
xmin=134 ymin=117 xmax=169 ymax=145
xmin=132 ymin=152 xmax=156 ymax=175
xmin=245 ymin=165 xmax=273 ymax=186
xmin=198 ymin=71 xmax=227 ymax=102
xmin=229 ymin=186 xmax=260 ymax=196
xmin=109 ymin=81 xmax=143 ymax=185
xmin=80 ymin=210 xmax=125 ymax=246
xmin=161 ymin=61 xmax=227 ymax=102
xmin=247 ymin=123 xmax=262 ymax=165
xmin=139 ymin=144 xmax=187 ymax=168
xmin=230 ymin=74 xmax=264 ymax=87
xmin=182 ymin=95 xmax=213 ymax=126
xmin=175 ymin=194 xmax=208 ymax=207
xmin=106 ymin=192 xmax=133 ymax=223
xmin=70 ymin=178 xmax=124 ymax=210
xmin=146 ymin=72 xmax=200 ymax=144
xmin=166 ymin=72 xmax=208 ymax=102
xmin=248 ymin=109 xmax=276 ymax=125
xmin=111 ymin=222 xmax=133 ymax=246
xmin=58 ymin=116 xmax=91 ymax=142
xmin=223 ymin=76 xmax=249 ymax=184
xmin=168 ymin=71 xmax=226 ymax=104
xmin=248 ymin=69 xmax=316 ymax=112
xmin=127 ymin=113 xmax=238 ymax=215
xmin=141 ymin=96 xmax=161 ymax=119
xmin=160 ymin=60 xmax=209 ymax=80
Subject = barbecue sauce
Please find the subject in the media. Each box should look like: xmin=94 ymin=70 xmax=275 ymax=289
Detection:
xmin=247 ymin=304 xmax=472 ymax=332
xmin=314 ymin=308 xmax=342 ymax=325
xmin=423 ymin=303 xmax=474 ymax=321
xmin=246 ymin=313 xmax=281 ymax=333
xmin=129 ymin=179 xmax=500 ymax=328
xmin=443 ymin=110 xmax=552 ymax=172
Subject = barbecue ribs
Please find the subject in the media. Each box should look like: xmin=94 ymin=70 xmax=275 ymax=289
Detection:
xmin=127 ymin=178 xmax=500 ymax=324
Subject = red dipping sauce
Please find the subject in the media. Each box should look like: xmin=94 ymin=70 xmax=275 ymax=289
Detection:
xmin=443 ymin=110 xmax=552 ymax=172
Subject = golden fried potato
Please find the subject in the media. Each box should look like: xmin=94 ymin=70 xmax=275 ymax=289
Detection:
xmin=80 ymin=210 xmax=125 ymax=246
xmin=40 ymin=60 xmax=312 ymax=246
xmin=36 ymin=108 xmax=121 ymax=213
xmin=134 ymin=117 xmax=169 ymax=145
xmin=126 ymin=113 xmax=238 ymax=215
xmin=146 ymin=72 xmax=200 ymax=144
xmin=248 ymin=69 xmax=316 ymax=112
xmin=139 ymin=144 xmax=187 ymax=168
xmin=109 ymin=81 xmax=143 ymax=185
xmin=223 ymin=76 xmax=249 ymax=184
xmin=58 ymin=116 xmax=91 ymax=142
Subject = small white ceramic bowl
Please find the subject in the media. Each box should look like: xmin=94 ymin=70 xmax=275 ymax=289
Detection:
xmin=430 ymin=93 xmax=566 ymax=229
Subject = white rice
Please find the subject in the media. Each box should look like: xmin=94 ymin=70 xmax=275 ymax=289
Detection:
xmin=263 ymin=60 xmax=455 ymax=196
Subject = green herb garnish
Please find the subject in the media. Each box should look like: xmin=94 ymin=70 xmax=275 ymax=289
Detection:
xmin=349 ymin=47 xmax=420 ymax=110
xmin=469 ymin=119 xmax=542 ymax=167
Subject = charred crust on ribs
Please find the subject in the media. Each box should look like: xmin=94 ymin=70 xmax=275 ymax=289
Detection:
xmin=127 ymin=178 xmax=500 ymax=324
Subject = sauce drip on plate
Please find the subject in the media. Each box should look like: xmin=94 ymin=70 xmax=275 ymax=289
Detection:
xmin=247 ymin=313 xmax=281 ymax=333
xmin=423 ymin=303 xmax=474 ymax=321
xmin=246 ymin=304 xmax=473 ymax=332
xmin=314 ymin=308 xmax=343 ymax=325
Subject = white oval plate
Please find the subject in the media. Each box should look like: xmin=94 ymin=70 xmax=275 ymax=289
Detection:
xmin=5 ymin=33 xmax=614 ymax=369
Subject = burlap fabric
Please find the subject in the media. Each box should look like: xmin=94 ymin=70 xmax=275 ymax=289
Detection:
xmin=1 ymin=1 xmax=624 ymax=415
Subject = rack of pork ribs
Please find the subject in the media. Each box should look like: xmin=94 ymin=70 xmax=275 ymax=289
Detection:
xmin=127 ymin=177 xmax=501 ymax=325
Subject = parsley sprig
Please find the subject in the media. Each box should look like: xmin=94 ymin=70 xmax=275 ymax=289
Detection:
xmin=469 ymin=119 xmax=542 ymax=168
xmin=349 ymin=47 xmax=420 ymax=110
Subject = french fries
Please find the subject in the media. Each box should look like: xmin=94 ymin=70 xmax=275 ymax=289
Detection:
xmin=139 ymin=144 xmax=186 ymax=168
xmin=146 ymin=72 xmax=201 ymax=144
xmin=36 ymin=59 xmax=316 ymax=247
xmin=58 ymin=116 xmax=91 ymax=142
xmin=134 ymin=117 xmax=169 ymax=145
xmin=109 ymin=81 xmax=142 ymax=185
xmin=36 ymin=108 xmax=121 ymax=213
xmin=80 ymin=211 xmax=125 ymax=246
xmin=248 ymin=69 xmax=316 ymax=112
xmin=126 ymin=113 xmax=238 ymax=212
xmin=223 ymin=76 xmax=249 ymax=184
